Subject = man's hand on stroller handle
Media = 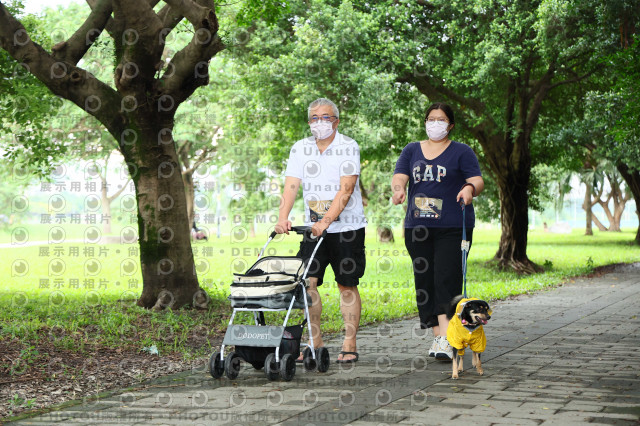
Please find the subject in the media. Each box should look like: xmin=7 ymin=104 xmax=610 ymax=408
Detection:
xmin=275 ymin=220 xmax=292 ymax=234
xmin=311 ymin=221 xmax=329 ymax=238
xmin=271 ymin=223 xmax=327 ymax=240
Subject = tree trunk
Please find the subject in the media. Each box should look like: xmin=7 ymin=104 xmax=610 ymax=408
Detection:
xmin=493 ymin=165 xmax=541 ymax=273
xmin=617 ymin=163 xmax=640 ymax=244
xmin=178 ymin=141 xmax=197 ymax=228
xmin=591 ymin=213 xmax=609 ymax=232
xmin=612 ymin=197 xmax=628 ymax=231
xmin=583 ymin=180 xmax=593 ymax=235
xmin=609 ymin=175 xmax=628 ymax=232
xmin=184 ymin=171 xmax=196 ymax=228
xmin=124 ymin=121 xmax=203 ymax=310
xmin=597 ymin=199 xmax=617 ymax=231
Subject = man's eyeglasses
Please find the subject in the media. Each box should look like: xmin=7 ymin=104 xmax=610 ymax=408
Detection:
xmin=426 ymin=118 xmax=449 ymax=124
xmin=309 ymin=115 xmax=338 ymax=123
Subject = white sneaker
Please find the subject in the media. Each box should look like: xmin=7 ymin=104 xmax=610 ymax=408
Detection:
xmin=435 ymin=336 xmax=453 ymax=361
xmin=428 ymin=336 xmax=440 ymax=357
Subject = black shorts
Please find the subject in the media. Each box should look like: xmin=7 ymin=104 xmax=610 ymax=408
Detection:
xmin=297 ymin=228 xmax=366 ymax=287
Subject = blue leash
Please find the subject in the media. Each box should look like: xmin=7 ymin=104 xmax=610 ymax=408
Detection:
xmin=461 ymin=202 xmax=470 ymax=298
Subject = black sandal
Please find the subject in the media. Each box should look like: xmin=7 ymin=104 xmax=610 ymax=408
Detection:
xmin=336 ymin=351 xmax=359 ymax=363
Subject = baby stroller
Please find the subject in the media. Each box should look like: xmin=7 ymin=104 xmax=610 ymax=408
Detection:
xmin=209 ymin=226 xmax=331 ymax=381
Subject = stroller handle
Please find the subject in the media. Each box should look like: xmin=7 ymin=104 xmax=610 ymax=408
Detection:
xmin=269 ymin=226 xmax=327 ymax=239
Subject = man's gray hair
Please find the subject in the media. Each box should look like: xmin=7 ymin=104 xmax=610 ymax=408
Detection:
xmin=308 ymin=98 xmax=339 ymax=120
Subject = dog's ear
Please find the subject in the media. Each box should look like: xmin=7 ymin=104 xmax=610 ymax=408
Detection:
xmin=480 ymin=301 xmax=492 ymax=315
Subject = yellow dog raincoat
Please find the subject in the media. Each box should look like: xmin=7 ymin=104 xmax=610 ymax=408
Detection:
xmin=446 ymin=297 xmax=491 ymax=356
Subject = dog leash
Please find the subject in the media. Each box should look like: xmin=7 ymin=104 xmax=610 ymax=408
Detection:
xmin=461 ymin=202 xmax=470 ymax=298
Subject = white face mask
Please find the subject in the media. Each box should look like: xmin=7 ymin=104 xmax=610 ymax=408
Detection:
xmin=425 ymin=121 xmax=449 ymax=141
xmin=310 ymin=121 xmax=335 ymax=140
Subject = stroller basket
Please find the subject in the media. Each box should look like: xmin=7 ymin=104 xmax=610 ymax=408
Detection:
xmin=229 ymin=256 xmax=311 ymax=309
xmin=235 ymin=323 xmax=304 ymax=369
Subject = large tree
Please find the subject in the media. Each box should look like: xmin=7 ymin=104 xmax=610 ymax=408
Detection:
xmin=374 ymin=0 xmax=617 ymax=272
xmin=0 ymin=0 xmax=232 ymax=309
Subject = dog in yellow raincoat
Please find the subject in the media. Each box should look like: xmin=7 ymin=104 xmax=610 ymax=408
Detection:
xmin=446 ymin=295 xmax=492 ymax=379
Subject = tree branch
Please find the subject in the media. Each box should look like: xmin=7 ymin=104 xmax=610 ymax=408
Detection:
xmin=86 ymin=0 xmax=161 ymax=38
xmin=162 ymin=0 xmax=211 ymax=28
xmin=159 ymin=1 xmax=223 ymax=105
xmin=406 ymin=74 xmax=488 ymax=118
xmin=108 ymin=178 xmax=131 ymax=202
xmin=157 ymin=4 xmax=185 ymax=31
xmin=525 ymin=64 xmax=555 ymax=131
xmin=111 ymin=0 xmax=164 ymax=87
xmin=52 ymin=0 xmax=113 ymax=65
xmin=0 ymin=4 xmax=124 ymax=137
xmin=183 ymin=145 xmax=216 ymax=175
xmin=548 ymin=70 xmax=596 ymax=91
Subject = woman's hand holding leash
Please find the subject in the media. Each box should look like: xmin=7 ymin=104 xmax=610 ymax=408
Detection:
xmin=456 ymin=183 xmax=475 ymax=206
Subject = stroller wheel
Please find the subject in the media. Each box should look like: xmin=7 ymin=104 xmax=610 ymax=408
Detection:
xmin=209 ymin=351 xmax=224 ymax=379
xmin=224 ymin=352 xmax=241 ymax=379
xmin=316 ymin=347 xmax=330 ymax=373
xmin=303 ymin=347 xmax=317 ymax=371
xmin=280 ymin=353 xmax=296 ymax=381
xmin=264 ymin=353 xmax=279 ymax=381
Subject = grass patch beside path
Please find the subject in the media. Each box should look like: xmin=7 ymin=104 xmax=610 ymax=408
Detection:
xmin=0 ymin=227 xmax=638 ymax=417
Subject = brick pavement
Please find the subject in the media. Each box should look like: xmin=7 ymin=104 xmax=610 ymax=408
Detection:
xmin=10 ymin=264 xmax=640 ymax=425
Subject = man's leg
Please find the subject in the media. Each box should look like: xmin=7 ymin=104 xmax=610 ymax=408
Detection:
xmin=307 ymin=277 xmax=324 ymax=349
xmin=337 ymin=283 xmax=361 ymax=361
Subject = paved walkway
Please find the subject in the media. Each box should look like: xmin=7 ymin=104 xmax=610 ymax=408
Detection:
xmin=11 ymin=264 xmax=640 ymax=425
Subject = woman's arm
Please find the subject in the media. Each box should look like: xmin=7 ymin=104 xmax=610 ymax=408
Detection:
xmin=391 ymin=173 xmax=410 ymax=205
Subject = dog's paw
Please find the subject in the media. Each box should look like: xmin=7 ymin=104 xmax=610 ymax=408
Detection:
xmin=451 ymin=374 xmax=459 ymax=380
xmin=476 ymin=368 xmax=484 ymax=376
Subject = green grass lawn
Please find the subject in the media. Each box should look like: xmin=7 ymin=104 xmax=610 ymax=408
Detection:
xmin=1 ymin=227 xmax=638 ymax=364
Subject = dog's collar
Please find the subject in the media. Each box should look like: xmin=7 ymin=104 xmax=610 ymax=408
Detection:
xmin=460 ymin=320 xmax=482 ymax=333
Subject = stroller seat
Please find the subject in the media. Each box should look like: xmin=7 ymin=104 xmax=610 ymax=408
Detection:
xmin=229 ymin=256 xmax=311 ymax=308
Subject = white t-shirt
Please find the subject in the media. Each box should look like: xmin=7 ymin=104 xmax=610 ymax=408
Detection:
xmin=284 ymin=131 xmax=367 ymax=233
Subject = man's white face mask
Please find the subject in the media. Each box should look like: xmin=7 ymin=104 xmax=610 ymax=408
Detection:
xmin=310 ymin=121 xmax=335 ymax=140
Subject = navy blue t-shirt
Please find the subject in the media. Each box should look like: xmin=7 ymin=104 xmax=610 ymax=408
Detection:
xmin=394 ymin=141 xmax=482 ymax=228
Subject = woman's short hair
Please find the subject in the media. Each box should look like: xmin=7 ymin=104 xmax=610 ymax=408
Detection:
xmin=425 ymin=102 xmax=455 ymax=126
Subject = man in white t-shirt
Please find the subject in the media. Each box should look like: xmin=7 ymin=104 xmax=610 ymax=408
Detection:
xmin=275 ymin=98 xmax=367 ymax=364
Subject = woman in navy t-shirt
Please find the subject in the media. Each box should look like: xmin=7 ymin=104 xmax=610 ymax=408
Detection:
xmin=392 ymin=102 xmax=484 ymax=361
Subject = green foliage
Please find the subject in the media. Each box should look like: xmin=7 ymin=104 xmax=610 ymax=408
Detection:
xmin=605 ymin=38 xmax=640 ymax=170
xmin=233 ymin=0 xmax=291 ymax=27
xmin=0 ymin=2 xmax=63 ymax=175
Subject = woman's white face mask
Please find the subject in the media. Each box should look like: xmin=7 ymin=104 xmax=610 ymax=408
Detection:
xmin=425 ymin=121 xmax=449 ymax=141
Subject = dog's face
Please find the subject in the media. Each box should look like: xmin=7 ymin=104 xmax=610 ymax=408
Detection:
xmin=461 ymin=300 xmax=492 ymax=327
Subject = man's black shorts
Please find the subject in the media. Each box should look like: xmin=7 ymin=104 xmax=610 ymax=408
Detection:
xmin=297 ymin=228 xmax=366 ymax=287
